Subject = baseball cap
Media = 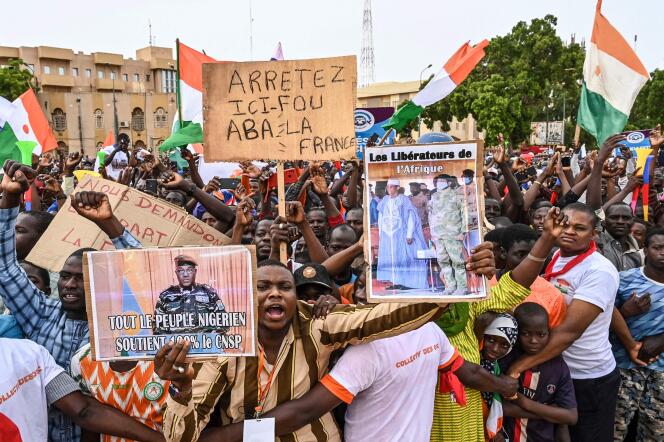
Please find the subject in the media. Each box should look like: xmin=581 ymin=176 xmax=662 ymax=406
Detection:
xmin=294 ymin=263 xmax=333 ymax=290
xmin=174 ymin=255 xmax=197 ymax=267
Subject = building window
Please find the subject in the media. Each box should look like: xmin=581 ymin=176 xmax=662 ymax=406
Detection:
xmin=94 ymin=109 xmax=104 ymax=129
xmin=146 ymin=74 xmax=151 ymax=82
xmin=43 ymin=66 xmax=51 ymax=74
xmin=72 ymin=67 xmax=79 ymax=76
xmin=131 ymin=108 xmax=145 ymax=131
xmin=97 ymin=70 xmax=104 ymax=79
xmin=52 ymin=109 xmax=67 ymax=131
xmin=27 ymin=64 xmax=35 ymax=72
xmin=154 ymin=107 xmax=168 ymax=128
xmin=161 ymin=70 xmax=176 ymax=93
xmin=123 ymin=73 xmax=128 ymax=82
xmin=110 ymin=71 xmax=116 ymax=80
xmin=133 ymin=73 xmax=140 ymax=82
xmin=58 ymin=66 xmax=65 ymax=75
xmin=85 ymin=68 xmax=92 ymax=78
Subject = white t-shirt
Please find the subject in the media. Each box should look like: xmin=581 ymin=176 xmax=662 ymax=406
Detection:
xmin=321 ymin=322 xmax=459 ymax=442
xmin=0 ymin=338 xmax=64 ymax=441
xmin=94 ymin=146 xmax=128 ymax=180
xmin=548 ymin=251 xmax=619 ymax=379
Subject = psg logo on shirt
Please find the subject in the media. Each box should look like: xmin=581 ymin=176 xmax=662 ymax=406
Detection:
xmin=547 ymin=384 xmax=557 ymax=394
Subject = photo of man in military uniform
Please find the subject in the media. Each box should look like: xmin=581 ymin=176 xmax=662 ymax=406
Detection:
xmin=428 ymin=173 xmax=469 ymax=296
xmin=153 ymin=255 xmax=228 ymax=334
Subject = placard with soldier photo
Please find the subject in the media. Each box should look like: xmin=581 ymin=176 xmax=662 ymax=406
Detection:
xmin=84 ymin=245 xmax=257 ymax=361
xmin=364 ymin=140 xmax=487 ymax=302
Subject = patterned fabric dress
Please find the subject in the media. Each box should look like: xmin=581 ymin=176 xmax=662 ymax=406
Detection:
xmin=430 ymin=273 xmax=530 ymax=441
xmin=70 ymin=344 xmax=170 ymax=442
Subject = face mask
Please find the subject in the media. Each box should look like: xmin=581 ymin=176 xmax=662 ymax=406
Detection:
xmin=436 ymin=181 xmax=448 ymax=191
xmin=463 ymin=177 xmax=472 ymax=185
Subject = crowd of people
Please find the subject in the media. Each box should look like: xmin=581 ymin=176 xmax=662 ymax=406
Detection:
xmin=1 ymin=124 xmax=663 ymax=442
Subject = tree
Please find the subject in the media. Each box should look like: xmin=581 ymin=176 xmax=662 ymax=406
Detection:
xmin=627 ymin=69 xmax=664 ymax=130
xmin=415 ymin=15 xmax=586 ymax=147
xmin=0 ymin=58 xmax=36 ymax=101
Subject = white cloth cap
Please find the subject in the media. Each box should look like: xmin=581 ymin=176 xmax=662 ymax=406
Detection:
xmin=387 ymin=178 xmax=400 ymax=186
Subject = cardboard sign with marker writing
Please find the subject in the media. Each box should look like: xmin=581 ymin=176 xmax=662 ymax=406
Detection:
xmin=203 ymin=56 xmax=357 ymax=162
xmin=27 ymin=175 xmax=231 ymax=273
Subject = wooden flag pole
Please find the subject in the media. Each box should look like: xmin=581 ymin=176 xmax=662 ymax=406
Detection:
xmin=277 ymin=162 xmax=288 ymax=263
xmin=378 ymin=128 xmax=394 ymax=146
xmin=573 ymin=124 xmax=581 ymax=147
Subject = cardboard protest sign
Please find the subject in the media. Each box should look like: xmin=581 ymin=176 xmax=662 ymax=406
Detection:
xmin=27 ymin=175 xmax=230 ymax=273
xmin=364 ymin=140 xmax=487 ymax=302
xmin=84 ymin=245 xmax=257 ymax=360
xmin=354 ymin=107 xmax=395 ymax=160
xmin=203 ymin=56 xmax=357 ymax=162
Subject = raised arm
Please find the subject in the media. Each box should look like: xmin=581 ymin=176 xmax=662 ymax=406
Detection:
xmin=180 ymin=149 xmax=205 ymax=189
xmin=0 ymin=160 xmax=56 ymax=337
xmin=310 ymin=164 xmax=341 ymax=219
xmin=287 ymin=201 xmax=329 ymax=263
xmin=523 ymin=154 xmax=557 ymax=211
xmin=160 ymin=171 xmax=235 ymax=231
xmin=322 ymin=236 xmax=362 ymax=277
xmin=587 ymin=134 xmax=626 ymax=210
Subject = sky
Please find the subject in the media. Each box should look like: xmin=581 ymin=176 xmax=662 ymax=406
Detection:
xmin=2 ymin=0 xmax=663 ymax=82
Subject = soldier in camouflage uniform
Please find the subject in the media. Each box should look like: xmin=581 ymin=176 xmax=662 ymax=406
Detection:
xmin=153 ymin=255 xmax=227 ymax=334
xmin=428 ymin=174 xmax=468 ymax=295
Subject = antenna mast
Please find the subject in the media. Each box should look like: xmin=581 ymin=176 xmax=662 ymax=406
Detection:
xmin=249 ymin=1 xmax=254 ymax=60
xmin=360 ymin=0 xmax=375 ymax=86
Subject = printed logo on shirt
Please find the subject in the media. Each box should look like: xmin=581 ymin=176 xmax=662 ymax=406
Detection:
xmin=0 ymin=366 xmax=42 ymax=405
xmin=143 ymin=382 xmax=164 ymax=401
xmin=546 ymin=384 xmax=556 ymax=394
xmin=394 ymin=343 xmax=441 ymax=368
xmin=553 ymin=278 xmax=571 ymax=294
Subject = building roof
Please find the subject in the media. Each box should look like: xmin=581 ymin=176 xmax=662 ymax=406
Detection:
xmin=357 ymin=80 xmax=420 ymax=98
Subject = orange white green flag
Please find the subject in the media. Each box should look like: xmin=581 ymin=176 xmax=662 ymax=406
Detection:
xmin=577 ymin=0 xmax=650 ymax=144
xmin=383 ymin=39 xmax=489 ymax=131
xmin=0 ymin=89 xmax=57 ymax=165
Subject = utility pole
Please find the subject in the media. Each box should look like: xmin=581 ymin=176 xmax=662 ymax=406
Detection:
xmin=249 ymin=0 xmax=254 ymax=60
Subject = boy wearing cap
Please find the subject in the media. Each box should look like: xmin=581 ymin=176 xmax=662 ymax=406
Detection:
xmin=153 ymin=255 xmax=227 ymax=334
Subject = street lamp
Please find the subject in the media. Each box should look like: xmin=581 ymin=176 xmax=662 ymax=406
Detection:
xmin=418 ymin=64 xmax=432 ymax=136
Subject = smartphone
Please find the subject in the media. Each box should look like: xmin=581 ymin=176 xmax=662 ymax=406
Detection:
xmin=145 ymin=179 xmax=158 ymax=195
xmin=514 ymin=170 xmax=528 ymax=182
xmin=561 ymin=156 xmax=571 ymax=168
xmin=217 ymin=178 xmax=240 ymax=190
xmin=526 ymin=166 xmax=537 ymax=177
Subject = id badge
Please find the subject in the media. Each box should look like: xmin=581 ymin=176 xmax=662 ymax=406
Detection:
xmin=243 ymin=418 xmax=275 ymax=442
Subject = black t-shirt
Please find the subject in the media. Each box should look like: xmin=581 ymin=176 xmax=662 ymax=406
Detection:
xmin=500 ymin=348 xmax=577 ymax=441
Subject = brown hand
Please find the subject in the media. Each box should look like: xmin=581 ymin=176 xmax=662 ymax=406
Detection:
xmin=466 ymin=241 xmax=496 ymax=278
xmin=286 ymin=201 xmax=306 ymax=224
xmin=154 ymin=341 xmax=194 ymax=390
xmin=70 ymin=191 xmax=114 ymax=222
xmin=1 ymin=160 xmax=36 ymax=194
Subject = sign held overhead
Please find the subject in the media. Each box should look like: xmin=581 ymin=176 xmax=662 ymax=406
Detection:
xmin=203 ymin=56 xmax=357 ymax=162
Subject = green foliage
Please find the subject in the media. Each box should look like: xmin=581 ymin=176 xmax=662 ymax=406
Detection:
xmin=626 ymin=69 xmax=664 ymax=130
xmin=0 ymin=58 xmax=36 ymax=101
xmin=413 ymin=15 xmax=586 ymax=146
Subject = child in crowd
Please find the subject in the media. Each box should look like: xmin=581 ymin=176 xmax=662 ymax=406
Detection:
xmin=501 ymin=303 xmax=578 ymax=441
xmin=480 ymin=313 xmax=519 ymax=442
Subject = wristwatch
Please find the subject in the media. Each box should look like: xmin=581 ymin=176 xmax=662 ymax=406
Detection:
xmin=168 ymin=384 xmax=192 ymax=400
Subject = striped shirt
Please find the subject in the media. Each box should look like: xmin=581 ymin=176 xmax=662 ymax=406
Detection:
xmin=162 ymin=301 xmax=447 ymax=442
xmin=613 ymin=267 xmax=664 ymax=371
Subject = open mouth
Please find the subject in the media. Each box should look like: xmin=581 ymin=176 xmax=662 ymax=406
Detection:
xmin=61 ymin=293 xmax=80 ymax=303
xmin=264 ymin=304 xmax=285 ymax=321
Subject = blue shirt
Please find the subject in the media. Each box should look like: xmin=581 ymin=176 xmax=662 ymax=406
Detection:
xmin=613 ymin=267 xmax=664 ymax=371
xmin=0 ymin=207 xmax=142 ymax=442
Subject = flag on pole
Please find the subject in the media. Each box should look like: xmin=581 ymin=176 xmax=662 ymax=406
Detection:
xmin=0 ymin=89 xmax=57 ymax=166
xmin=102 ymin=130 xmax=114 ymax=148
xmin=577 ymin=0 xmax=650 ymax=145
xmin=383 ymin=40 xmax=489 ymax=131
xmin=271 ymin=42 xmax=284 ymax=61
xmin=177 ymin=41 xmax=217 ymax=126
